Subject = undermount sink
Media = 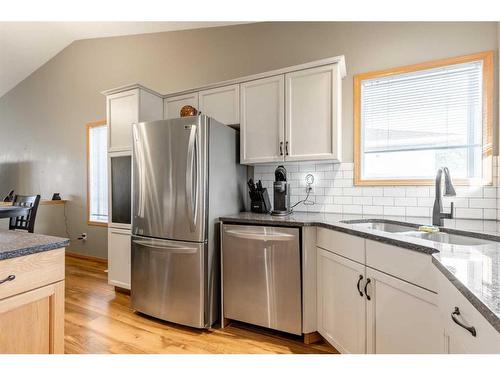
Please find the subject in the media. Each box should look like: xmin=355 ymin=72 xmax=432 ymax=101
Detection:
xmin=341 ymin=220 xmax=418 ymax=233
xmin=404 ymin=231 xmax=494 ymax=246
xmin=341 ymin=219 xmax=495 ymax=247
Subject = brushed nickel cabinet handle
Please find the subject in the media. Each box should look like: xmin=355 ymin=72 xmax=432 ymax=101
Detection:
xmin=356 ymin=275 xmax=364 ymax=297
xmin=451 ymin=307 xmax=477 ymax=337
xmin=0 ymin=275 xmax=15 ymax=285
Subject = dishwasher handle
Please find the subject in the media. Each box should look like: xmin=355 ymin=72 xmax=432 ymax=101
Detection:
xmin=224 ymin=229 xmax=295 ymax=242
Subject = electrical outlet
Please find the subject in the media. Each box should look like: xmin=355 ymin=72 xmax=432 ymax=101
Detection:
xmin=78 ymin=233 xmax=88 ymax=241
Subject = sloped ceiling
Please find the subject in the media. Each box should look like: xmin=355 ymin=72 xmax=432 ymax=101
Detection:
xmin=0 ymin=22 xmax=246 ymax=98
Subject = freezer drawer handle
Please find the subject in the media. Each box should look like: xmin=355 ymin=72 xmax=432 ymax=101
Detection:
xmin=451 ymin=307 xmax=477 ymax=337
xmin=0 ymin=275 xmax=15 ymax=285
xmin=224 ymin=229 xmax=295 ymax=241
xmin=132 ymin=239 xmax=197 ymax=253
xmin=356 ymin=274 xmax=364 ymax=297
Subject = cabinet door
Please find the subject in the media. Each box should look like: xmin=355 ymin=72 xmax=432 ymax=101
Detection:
xmin=317 ymin=248 xmax=366 ymax=353
xmin=107 ymin=90 xmax=139 ymax=152
xmin=108 ymin=228 xmax=131 ymax=289
xmin=164 ymin=92 xmax=199 ymax=119
xmin=199 ymin=85 xmax=240 ymax=125
xmin=285 ymin=64 xmax=341 ymax=162
xmin=365 ymin=267 xmax=445 ymax=354
xmin=0 ymin=281 xmax=64 ymax=354
xmin=240 ymin=75 xmax=285 ymax=164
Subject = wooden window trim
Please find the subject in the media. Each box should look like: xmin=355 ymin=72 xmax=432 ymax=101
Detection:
xmin=353 ymin=51 xmax=494 ymax=186
xmin=86 ymin=120 xmax=108 ymax=227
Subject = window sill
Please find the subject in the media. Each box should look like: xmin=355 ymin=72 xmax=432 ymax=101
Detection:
xmin=87 ymin=220 xmax=108 ymax=227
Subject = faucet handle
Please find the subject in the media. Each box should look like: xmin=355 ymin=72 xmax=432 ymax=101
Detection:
xmin=449 ymin=202 xmax=454 ymax=219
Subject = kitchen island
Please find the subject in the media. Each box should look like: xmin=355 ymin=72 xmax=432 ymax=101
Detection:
xmin=0 ymin=229 xmax=69 ymax=354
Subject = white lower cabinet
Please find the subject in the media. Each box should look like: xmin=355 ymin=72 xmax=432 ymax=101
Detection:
xmin=317 ymin=248 xmax=366 ymax=353
xmin=365 ymin=267 xmax=444 ymax=354
xmin=108 ymin=227 xmax=131 ymax=290
xmin=317 ymin=230 xmax=446 ymax=354
xmin=436 ymin=271 xmax=500 ymax=353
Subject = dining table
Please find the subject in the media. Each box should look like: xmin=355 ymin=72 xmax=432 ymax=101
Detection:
xmin=0 ymin=205 xmax=29 ymax=219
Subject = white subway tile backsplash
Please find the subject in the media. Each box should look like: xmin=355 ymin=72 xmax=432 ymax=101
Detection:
xmin=469 ymin=198 xmax=496 ymax=209
xmin=372 ymin=197 xmax=394 ymax=206
xmin=394 ymin=197 xmax=417 ymax=207
xmin=363 ymin=205 xmax=383 ymax=215
xmin=253 ymin=161 xmax=498 ymax=220
xmin=334 ymin=196 xmax=353 ymax=205
xmin=383 ymin=187 xmax=406 ymax=197
xmin=384 ymin=206 xmax=406 ymax=216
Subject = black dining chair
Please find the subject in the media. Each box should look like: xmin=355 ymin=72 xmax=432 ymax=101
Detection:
xmin=9 ymin=194 xmax=41 ymax=233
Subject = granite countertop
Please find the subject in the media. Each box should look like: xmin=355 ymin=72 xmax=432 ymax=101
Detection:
xmin=220 ymin=211 xmax=500 ymax=334
xmin=0 ymin=229 xmax=70 ymax=261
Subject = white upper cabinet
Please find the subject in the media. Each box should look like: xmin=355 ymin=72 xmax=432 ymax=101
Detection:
xmin=240 ymin=75 xmax=285 ymax=164
xmin=285 ymin=64 xmax=342 ymax=162
xmin=106 ymin=88 xmax=163 ymax=152
xmin=199 ymin=85 xmax=240 ymax=125
xmin=107 ymin=90 xmax=139 ymax=152
xmin=365 ymin=267 xmax=444 ymax=354
xmin=164 ymin=92 xmax=199 ymax=119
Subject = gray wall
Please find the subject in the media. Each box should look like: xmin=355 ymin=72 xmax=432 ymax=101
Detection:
xmin=0 ymin=22 xmax=497 ymax=258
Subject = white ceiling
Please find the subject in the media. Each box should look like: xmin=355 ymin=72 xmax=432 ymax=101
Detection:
xmin=0 ymin=22 xmax=245 ymax=98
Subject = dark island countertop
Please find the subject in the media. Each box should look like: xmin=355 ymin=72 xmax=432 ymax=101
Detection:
xmin=220 ymin=212 xmax=500 ymax=334
xmin=0 ymin=229 xmax=70 ymax=261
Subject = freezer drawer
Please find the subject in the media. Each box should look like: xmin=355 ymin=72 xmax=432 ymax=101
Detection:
xmin=131 ymin=236 xmax=206 ymax=328
xmin=222 ymin=224 xmax=302 ymax=335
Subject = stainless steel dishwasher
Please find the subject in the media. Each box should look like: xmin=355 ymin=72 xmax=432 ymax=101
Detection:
xmin=221 ymin=224 xmax=302 ymax=335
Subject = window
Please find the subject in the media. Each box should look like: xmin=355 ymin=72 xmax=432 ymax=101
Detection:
xmin=354 ymin=52 xmax=493 ymax=186
xmin=87 ymin=120 xmax=108 ymax=225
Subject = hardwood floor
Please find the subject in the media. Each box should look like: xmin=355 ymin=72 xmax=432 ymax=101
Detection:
xmin=64 ymin=255 xmax=337 ymax=354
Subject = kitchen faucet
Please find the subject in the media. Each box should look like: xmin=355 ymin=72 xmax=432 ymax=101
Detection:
xmin=432 ymin=167 xmax=456 ymax=226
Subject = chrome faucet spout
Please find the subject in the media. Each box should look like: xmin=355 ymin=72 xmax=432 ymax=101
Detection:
xmin=433 ymin=167 xmax=456 ymax=226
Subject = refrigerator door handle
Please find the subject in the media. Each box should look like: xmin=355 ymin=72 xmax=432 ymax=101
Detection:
xmin=186 ymin=125 xmax=198 ymax=232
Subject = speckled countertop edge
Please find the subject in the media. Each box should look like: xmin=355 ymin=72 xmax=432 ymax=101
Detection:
xmin=431 ymin=257 xmax=500 ymax=333
xmin=0 ymin=231 xmax=70 ymax=261
xmin=219 ymin=212 xmax=500 ymax=334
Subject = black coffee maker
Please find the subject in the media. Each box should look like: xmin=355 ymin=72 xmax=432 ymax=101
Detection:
xmin=271 ymin=165 xmax=291 ymax=216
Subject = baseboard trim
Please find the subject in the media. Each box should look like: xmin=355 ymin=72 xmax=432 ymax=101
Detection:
xmin=66 ymin=251 xmax=108 ymax=265
xmin=115 ymin=286 xmax=131 ymax=295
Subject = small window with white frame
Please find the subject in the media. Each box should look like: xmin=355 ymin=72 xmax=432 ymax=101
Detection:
xmin=87 ymin=120 xmax=108 ymax=225
xmin=354 ymin=51 xmax=493 ymax=186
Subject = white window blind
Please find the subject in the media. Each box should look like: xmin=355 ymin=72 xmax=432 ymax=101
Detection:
xmin=88 ymin=125 xmax=108 ymax=223
xmin=360 ymin=60 xmax=484 ymax=181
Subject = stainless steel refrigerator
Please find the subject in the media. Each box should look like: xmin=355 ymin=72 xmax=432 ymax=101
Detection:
xmin=131 ymin=115 xmax=246 ymax=328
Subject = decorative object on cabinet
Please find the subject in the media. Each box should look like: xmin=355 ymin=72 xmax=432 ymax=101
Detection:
xmin=180 ymin=105 xmax=198 ymax=117
xmin=3 ymin=190 xmax=14 ymax=202
xmin=51 ymin=193 xmax=61 ymax=201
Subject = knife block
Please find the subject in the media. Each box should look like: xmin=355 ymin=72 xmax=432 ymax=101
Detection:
xmin=250 ymin=188 xmax=271 ymax=214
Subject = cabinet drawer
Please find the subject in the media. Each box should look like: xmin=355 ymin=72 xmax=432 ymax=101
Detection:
xmin=436 ymin=271 xmax=500 ymax=353
xmin=0 ymin=249 xmax=65 ymax=300
xmin=316 ymin=228 xmax=365 ymax=264
xmin=365 ymin=240 xmax=436 ymax=292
